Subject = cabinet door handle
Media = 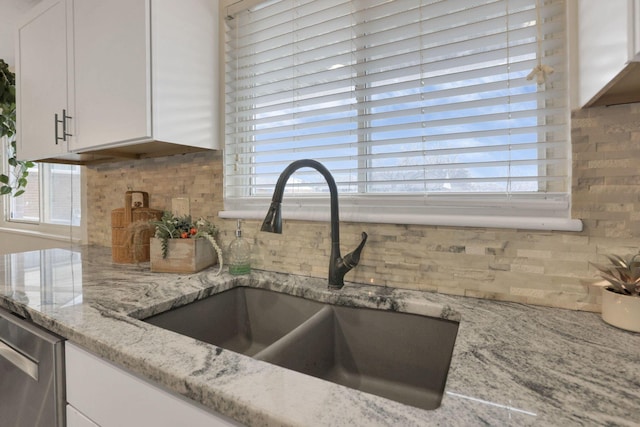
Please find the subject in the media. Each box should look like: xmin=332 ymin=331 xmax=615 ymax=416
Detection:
xmin=54 ymin=113 xmax=64 ymax=145
xmin=62 ymin=109 xmax=73 ymax=141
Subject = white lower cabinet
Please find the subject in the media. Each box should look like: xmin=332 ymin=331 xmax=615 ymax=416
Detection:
xmin=67 ymin=405 xmax=99 ymax=427
xmin=65 ymin=342 xmax=242 ymax=427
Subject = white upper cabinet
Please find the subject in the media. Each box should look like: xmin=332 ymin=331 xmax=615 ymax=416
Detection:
xmin=577 ymin=0 xmax=640 ymax=107
xmin=71 ymin=0 xmax=151 ymax=152
xmin=16 ymin=0 xmax=219 ymax=163
xmin=15 ymin=0 xmax=71 ymax=160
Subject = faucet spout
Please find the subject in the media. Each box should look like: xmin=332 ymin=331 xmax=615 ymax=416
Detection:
xmin=260 ymin=159 xmax=367 ymax=289
xmin=261 ymin=201 xmax=282 ymax=233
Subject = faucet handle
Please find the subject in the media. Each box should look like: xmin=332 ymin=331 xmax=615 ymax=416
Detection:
xmin=342 ymin=232 xmax=368 ymax=269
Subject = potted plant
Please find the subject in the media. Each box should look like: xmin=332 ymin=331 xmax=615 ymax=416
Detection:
xmin=150 ymin=211 xmax=223 ymax=274
xmin=0 ymin=58 xmax=33 ymax=197
xmin=591 ymin=253 xmax=640 ymax=333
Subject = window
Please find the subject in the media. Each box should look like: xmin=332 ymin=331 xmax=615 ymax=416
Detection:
xmin=2 ymin=138 xmax=82 ymax=236
xmin=222 ymin=0 xmax=581 ymax=231
xmin=8 ymin=163 xmax=81 ymax=225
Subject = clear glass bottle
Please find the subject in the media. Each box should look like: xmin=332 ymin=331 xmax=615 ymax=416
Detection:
xmin=228 ymin=219 xmax=251 ymax=275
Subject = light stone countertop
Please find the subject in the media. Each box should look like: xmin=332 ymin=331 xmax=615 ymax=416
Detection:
xmin=0 ymin=246 xmax=638 ymax=426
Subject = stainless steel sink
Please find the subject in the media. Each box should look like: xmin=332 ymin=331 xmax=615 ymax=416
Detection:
xmin=143 ymin=287 xmax=459 ymax=410
xmin=144 ymin=287 xmax=324 ymax=356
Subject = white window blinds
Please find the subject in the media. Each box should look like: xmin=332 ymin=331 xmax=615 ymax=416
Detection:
xmin=222 ymin=0 xmax=581 ymax=231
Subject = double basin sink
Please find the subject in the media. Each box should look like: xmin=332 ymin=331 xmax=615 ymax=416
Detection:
xmin=144 ymin=286 xmax=459 ymax=410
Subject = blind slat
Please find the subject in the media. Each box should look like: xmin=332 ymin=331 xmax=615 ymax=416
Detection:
xmin=225 ymin=0 xmax=569 ymax=211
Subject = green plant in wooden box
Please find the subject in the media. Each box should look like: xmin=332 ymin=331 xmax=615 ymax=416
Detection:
xmin=150 ymin=211 xmax=223 ymax=274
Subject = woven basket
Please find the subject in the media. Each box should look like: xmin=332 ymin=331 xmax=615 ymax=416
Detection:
xmin=111 ymin=191 xmax=163 ymax=263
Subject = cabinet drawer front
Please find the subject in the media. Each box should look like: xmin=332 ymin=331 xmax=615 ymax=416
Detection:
xmin=67 ymin=405 xmax=99 ymax=427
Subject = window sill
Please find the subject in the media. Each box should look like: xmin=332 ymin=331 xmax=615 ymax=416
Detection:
xmin=0 ymin=225 xmax=82 ymax=244
xmin=219 ymin=209 xmax=583 ymax=232
xmin=221 ymin=194 xmax=583 ymax=232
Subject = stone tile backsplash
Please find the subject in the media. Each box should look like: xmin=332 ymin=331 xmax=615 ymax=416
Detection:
xmin=86 ymin=103 xmax=640 ymax=312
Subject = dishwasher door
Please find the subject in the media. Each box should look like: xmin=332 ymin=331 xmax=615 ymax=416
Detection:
xmin=0 ymin=306 xmax=65 ymax=427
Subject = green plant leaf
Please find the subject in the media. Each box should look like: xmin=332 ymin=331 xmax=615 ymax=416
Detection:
xmin=0 ymin=59 xmax=32 ymax=198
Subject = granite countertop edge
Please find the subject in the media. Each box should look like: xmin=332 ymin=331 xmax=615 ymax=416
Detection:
xmin=1 ymin=246 xmax=639 ymax=426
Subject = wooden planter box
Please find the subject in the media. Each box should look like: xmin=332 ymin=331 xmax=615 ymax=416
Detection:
xmin=150 ymin=237 xmax=216 ymax=274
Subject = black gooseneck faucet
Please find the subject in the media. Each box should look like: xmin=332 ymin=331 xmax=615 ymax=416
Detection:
xmin=260 ymin=159 xmax=368 ymax=289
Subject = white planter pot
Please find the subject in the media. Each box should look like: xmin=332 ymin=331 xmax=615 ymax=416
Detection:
xmin=601 ymin=288 xmax=640 ymax=333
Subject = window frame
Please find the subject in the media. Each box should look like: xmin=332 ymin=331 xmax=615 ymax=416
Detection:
xmin=1 ymin=137 xmax=86 ymax=242
xmin=220 ymin=0 xmax=582 ymax=232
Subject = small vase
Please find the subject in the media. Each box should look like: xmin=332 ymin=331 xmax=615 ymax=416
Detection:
xmin=150 ymin=237 xmax=216 ymax=273
xmin=601 ymin=288 xmax=640 ymax=333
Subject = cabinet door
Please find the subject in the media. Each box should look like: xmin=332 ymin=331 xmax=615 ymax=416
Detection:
xmin=65 ymin=342 xmax=241 ymax=427
xmin=16 ymin=0 xmax=70 ymax=161
xmin=70 ymin=0 xmax=151 ymax=151
xmin=151 ymin=0 xmax=218 ymax=149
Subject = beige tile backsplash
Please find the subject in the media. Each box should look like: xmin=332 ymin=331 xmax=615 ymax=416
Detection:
xmin=86 ymin=103 xmax=640 ymax=312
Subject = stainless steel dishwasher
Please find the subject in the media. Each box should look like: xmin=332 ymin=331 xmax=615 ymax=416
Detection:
xmin=0 ymin=306 xmax=65 ymax=427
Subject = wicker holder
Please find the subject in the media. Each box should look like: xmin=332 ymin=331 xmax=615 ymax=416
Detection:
xmin=111 ymin=191 xmax=163 ymax=263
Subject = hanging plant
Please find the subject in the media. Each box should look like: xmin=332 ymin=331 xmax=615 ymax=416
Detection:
xmin=0 ymin=59 xmax=34 ymax=197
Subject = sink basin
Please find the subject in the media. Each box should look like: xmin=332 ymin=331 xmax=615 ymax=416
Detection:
xmin=143 ymin=287 xmax=459 ymax=410
xmin=144 ymin=287 xmax=324 ymax=356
